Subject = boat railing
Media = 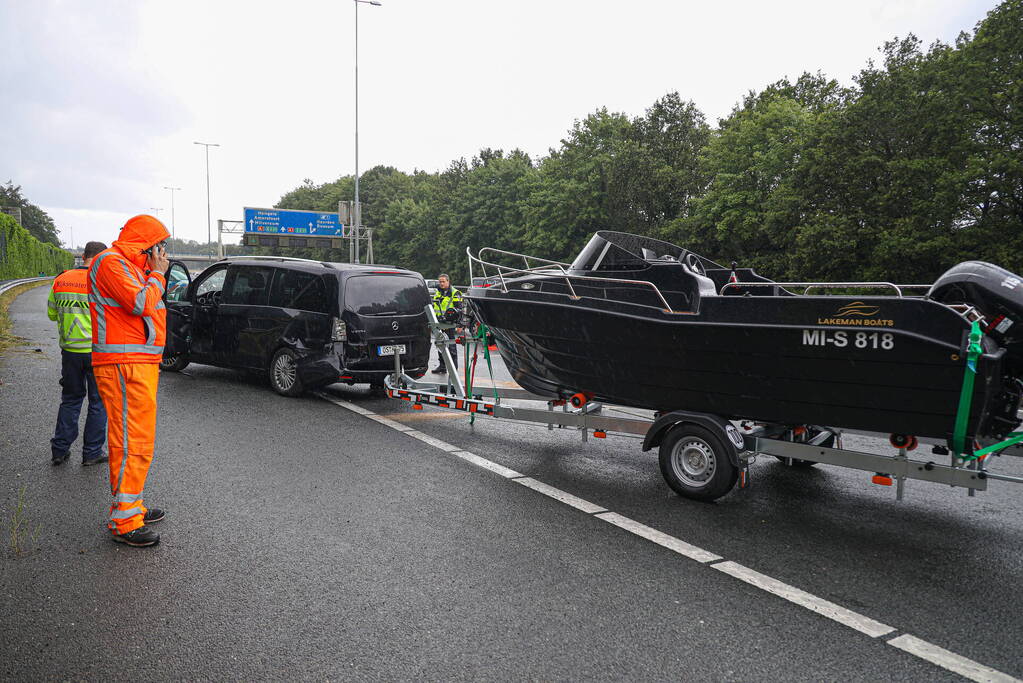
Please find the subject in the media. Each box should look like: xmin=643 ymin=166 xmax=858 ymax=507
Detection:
xmin=719 ymin=281 xmax=934 ymax=297
xmin=468 ymin=246 xmax=684 ymax=313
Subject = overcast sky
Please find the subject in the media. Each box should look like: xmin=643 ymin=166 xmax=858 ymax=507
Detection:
xmin=0 ymin=0 xmax=999 ymax=249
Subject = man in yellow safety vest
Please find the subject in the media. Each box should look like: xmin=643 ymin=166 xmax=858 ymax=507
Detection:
xmin=48 ymin=241 xmax=108 ymax=466
xmin=431 ymin=273 xmax=462 ymax=374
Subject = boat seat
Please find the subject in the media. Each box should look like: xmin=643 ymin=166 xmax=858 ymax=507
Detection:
xmin=641 ymin=247 xmax=679 ymax=263
xmin=693 ymin=272 xmax=717 ymax=297
xmin=681 ymin=265 xmax=717 ymax=298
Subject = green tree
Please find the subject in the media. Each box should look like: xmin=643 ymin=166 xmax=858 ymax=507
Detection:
xmin=0 ymin=181 xmax=61 ymax=247
xmin=684 ymin=96 xmax=815 ymax=278
xmin=435 ymin=149 xmax=537 ymax=283
xmin=680 ymin=74 xmax=847 ymax=278
xmin=952 ymin=0 xmax=1023 ymax=270
xmin=798 ymin=36 xmax=973 ymax=281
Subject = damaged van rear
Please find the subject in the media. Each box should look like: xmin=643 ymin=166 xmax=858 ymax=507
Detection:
xmin=160 ymin=257 xmax=432 ymax=396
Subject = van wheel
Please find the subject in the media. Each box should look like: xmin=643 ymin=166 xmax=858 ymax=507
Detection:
xmin=659 ymin=424 xmax=737 ymax=502
xmin=269 ymin=348 xmax=304 ymax=397
xmin=160 ymin=354 xmax=189 ymax=372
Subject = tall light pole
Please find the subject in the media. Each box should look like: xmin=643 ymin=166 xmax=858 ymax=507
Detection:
xmin=354 ymin=0 xmax=381 ymax=264
xmin=163 ymin=186 xmax=181 ymax=241
xmin=194 ymin=141 xmax=220 ymax=261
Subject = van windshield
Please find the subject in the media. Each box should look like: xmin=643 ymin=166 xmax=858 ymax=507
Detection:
xmin=345 ymin=275 xmax=430 ymax=316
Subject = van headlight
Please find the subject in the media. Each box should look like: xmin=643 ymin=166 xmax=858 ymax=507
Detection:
xmin=332 ymin=318 xmax=347 ymax=342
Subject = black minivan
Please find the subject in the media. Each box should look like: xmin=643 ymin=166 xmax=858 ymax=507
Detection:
xmin=161 ymin=257 xmax=432 ymax=396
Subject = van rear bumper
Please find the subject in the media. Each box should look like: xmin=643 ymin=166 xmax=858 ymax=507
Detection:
xmin=296 ymin=348 xmax=429 ymax=387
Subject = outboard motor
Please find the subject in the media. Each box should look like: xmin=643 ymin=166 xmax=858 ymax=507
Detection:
xmin=930 ymin=261 xmax=1023 ymax=358
xmin=930 ymin=261 xmax=1023 ymax=435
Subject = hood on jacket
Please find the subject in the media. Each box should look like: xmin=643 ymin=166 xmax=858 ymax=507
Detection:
xmin=113 ymin=215 xmax=171 ymax=269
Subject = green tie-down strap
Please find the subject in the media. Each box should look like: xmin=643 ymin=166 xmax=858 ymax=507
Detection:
xmin=968 ymin=431 xmax=1023 ymax=461
xmin=466 ymin=323 xmax=499 ymax=425
xmin=952 ymin=320 xmax=984 ymax=457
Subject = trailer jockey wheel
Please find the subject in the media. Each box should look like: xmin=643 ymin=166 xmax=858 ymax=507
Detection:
xmin=569 ymin=392 xmax=589 ymax=409
xmin=658 ymin=424 xmax=738 ymax=502
xmin=889 ymin=433 xmax=918 ymax=451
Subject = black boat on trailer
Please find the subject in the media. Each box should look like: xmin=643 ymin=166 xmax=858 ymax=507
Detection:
xmin=383 ymin=297 xmax=1023 ymax=503
xmin=465 ymin=231 xmax=1023 ymax=450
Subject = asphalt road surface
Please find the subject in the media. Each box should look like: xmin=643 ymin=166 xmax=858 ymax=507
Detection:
xmin=2 ymin=285 xmax=1021 ymax=681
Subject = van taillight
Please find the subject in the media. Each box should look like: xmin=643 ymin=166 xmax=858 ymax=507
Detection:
xmin=332 ymin=318 xmax=347 ymax=342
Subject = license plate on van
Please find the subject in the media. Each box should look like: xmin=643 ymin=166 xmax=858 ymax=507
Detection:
xmin=377 ymin=344 xmax=406 ymax=356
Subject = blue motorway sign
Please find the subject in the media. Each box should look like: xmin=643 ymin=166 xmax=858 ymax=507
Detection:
xmin=243 ymin=207 xmax=344 ymax=236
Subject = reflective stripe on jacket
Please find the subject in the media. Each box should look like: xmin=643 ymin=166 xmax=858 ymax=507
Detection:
xmin=48 ymin=267 xmax=93 ymax=353
xmin=88 ymin=215 xmax=170 ymax=366
xmin=432 ymin=286 xmax=462 ymax=315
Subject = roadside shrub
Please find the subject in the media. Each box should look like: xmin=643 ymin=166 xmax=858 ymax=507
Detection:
xmin=0 ymin=213 xmax=73 ymax=278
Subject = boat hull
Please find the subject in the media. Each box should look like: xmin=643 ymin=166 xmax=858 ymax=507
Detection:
xmin=468 ymin=292 xmax=1006 ymax=441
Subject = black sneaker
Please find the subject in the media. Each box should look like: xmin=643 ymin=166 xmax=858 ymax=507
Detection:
xmin=111 ymin=526 xmax=160 ymax=547
xmin=431 ymin=366 xmax=447 ymax=374
xmin=82 ymin=454 xmax=108 ymax=467
xmin=51 ymin=451 xmax=70 ymax=466
xmin=143 ymin=508 xmax=165 ymax=525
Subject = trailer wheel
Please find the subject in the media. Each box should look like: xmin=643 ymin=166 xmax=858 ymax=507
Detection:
xmin=659 ymin=424 xmax=738 ymax=502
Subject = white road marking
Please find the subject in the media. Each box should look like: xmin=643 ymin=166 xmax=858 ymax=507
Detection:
xmin=515 ymin=477 xmax=606 ymax=514
xmin=450 ymin=450 xmax=523 ymax=478
xmin=712 ymin=561 xmax=894 ymax=638
xmin=887 ymin=634 xmax=1021 ymax=683
xmin=404 ymin=430 xmax=461 ymax=452
xmin=367 ymin=415 xmax=415 ymax=432
xmin=315 ymin=392 xmax=375 ymax=415
xmin=317 ymin=391 xmax=1020 ymax=682
xmin=595 ymin=512 xmax=721 ymax=563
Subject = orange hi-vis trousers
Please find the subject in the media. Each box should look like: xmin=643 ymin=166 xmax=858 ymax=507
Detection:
xmin=93 ymin=363 xmax=160 ymax=534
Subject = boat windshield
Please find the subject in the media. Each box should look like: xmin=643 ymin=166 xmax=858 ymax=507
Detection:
xmin=570 ymin=231 xmax=689 ymax=272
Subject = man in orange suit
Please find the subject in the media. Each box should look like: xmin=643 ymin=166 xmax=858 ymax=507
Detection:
xmin=88 ymin=215 xmax=170 ymax=547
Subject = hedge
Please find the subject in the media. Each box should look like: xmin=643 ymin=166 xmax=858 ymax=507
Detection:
xmin=0 ymin=213 xmax=73 ymax=279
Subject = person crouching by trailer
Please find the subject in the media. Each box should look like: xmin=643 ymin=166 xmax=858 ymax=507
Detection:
xmin=49 ymin=241 xmax=108 ymax=467
xmin=431 ymin=273 xmax=462 ymax=374
xmin=88 ymin=215 xmax=170 ymax=548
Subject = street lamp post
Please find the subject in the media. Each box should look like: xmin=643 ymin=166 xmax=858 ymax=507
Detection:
xmin=163 ymin=186 xmax=181 ymax=241
xmin=354 ymin=0 xmax=381 ymax=264
xmin=194 ymin=141 xmax=220 ymax=261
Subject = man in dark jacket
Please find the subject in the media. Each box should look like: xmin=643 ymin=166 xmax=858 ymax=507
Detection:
xmin=48 ymin=241 xmax=108 ymax=466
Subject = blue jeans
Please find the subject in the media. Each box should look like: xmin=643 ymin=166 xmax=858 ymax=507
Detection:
xmin=51 ymin=351 xmax=107 ymax=461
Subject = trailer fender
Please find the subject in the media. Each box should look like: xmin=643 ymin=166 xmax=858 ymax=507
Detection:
xmin=643 ymin=410 xmax=744 ymax=467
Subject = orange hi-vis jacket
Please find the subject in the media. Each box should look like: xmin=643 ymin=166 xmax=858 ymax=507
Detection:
xmin=88 ymin=215 xmax=171 ymax=366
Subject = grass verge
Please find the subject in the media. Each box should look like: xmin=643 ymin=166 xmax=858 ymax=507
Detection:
xmin=0 ymin=280 xmax=49 ymax=356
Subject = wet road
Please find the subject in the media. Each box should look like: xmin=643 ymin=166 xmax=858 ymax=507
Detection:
xmin=1 ymin=285 xmax=1021 ymax=681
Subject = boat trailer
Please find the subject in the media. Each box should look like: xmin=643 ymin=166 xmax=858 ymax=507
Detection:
xmin=384 ymin=309 xmax=1023 ymax=502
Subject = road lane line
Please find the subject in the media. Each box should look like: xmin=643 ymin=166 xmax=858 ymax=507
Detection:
xmin=315 ymin=392 xmax=375 ymax=415
xmin=367 ymin=414 xmax=415 ymax=432
xmin=316 ymin=391 xmax=1021 ymax=682
xmin=515 ymin=477 xmax=606 ymax=514
xmin=595 ymin=512 xmax=721 ymax=563
xmin=887 ymin=634 xmax=1021 ymax=683
xmin=450 ymin=450 xmax=523 ymax=478
xmin=388 ymin=411 xmax=464 ymax=421
xmin=404 ymin=430 xmax=462 ymax=452
xmin=712 ymin=561 xmax=895 ymax=638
